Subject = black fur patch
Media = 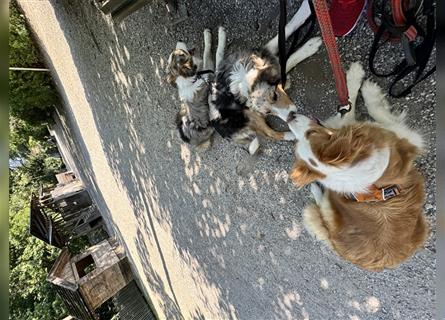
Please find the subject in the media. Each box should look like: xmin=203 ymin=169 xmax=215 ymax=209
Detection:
xmin=211 ymin=49 xmax=281 ymax=139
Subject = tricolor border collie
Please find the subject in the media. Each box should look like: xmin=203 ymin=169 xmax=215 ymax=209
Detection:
xmin=278 ymin=62 xmax=428 ymax=271
xmin=211 ymin=0 xmax=321 ymax=154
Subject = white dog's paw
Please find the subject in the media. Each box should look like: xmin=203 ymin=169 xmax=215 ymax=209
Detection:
xmin=347 ymin=62 xmax=365 ymax=84
xmin=248 ymin=137 xmax=260 ymax=155
xmin=204 ymin=28 xmax=211 ymax=41
xmin=302 ymin=36 xmax=323 ymax=55
xmin=283 ymin=131 xmax=296 ymax=141
xmin=218 ymin=26 xmax=227 ymax=44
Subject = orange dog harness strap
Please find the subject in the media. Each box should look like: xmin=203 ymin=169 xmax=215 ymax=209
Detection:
xmin=347 ymin=185 xmax=401 ymax=202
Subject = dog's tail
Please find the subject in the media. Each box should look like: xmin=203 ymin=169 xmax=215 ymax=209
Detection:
xmin=303 ymin=204 xmax=332 ymax=247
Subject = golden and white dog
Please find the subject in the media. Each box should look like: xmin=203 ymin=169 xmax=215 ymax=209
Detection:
xmin=279 ymin=62 xmax=428 ymax=271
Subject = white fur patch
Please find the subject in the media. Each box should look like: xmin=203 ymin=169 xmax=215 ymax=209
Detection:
xmin=229 ymin=62 xmax=258 ymax=98
xmin=249 ymin=137 xmax=260 ymax=155
xmin=287 ymin=115 xmax=391 ymax=194
xmin=319 ymin=148 xmax=391 ymax=194
xmin=286 ymin=37 xmax=322 ymax=73
xmin=175 ymin=76 xmax=205 ymax=102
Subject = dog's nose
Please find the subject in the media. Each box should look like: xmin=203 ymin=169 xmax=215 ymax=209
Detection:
xmin=287 ymin=111 xmax=297 ymax=123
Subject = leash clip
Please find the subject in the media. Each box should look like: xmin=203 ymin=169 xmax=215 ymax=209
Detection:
xmin=337 ymin=101 xmax=352 ymax=118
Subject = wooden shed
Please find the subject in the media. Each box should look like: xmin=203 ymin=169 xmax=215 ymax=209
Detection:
xmin=30 ymin=172 xmax=106 ymax=247
xmin=48 ymin=240 xmax=133 ymax=319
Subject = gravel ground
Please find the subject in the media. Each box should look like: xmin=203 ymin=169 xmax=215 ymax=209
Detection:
xmin=19 ymin=0 xmax=436 ymax=319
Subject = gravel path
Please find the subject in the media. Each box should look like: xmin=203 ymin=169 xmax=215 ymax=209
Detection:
xmin=19 ymin=1 xmax=436 ymax=319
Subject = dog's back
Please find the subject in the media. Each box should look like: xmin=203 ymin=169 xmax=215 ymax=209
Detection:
xmin=325 ymin=167 xmax=427 ymax=271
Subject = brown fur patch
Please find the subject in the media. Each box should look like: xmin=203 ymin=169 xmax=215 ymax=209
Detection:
xmin=244 ymin=109 xmax=284 ymax=140
xmin=289 ymin=160 xmax=326 ymax=188
xmin=303 ymin=124 xmax=427 ymax=271
xmin=309 ymin=124 xmax=381 ymax=167
xmin=166 ymin=49 xmax=197 ymax=85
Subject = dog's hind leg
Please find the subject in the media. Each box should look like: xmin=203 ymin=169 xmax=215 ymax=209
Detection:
xmin=215 ymin=26 xmax=226 ymax=71
xmin=361 ymin=79 xmax=424 ymax=150
xmin=202 ymin=29 xmax=214 ymax=70
xmin=303 ymin=204 xmax=332 ymax=246
xmin=324 ymin=62 xmax=365 ymax=129
xmin=285 ymin=37 xmax=322 ymax=73
xmin=264 ymin=0 xmax=312 ymax=55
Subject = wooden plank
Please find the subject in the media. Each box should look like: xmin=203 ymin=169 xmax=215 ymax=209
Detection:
xmin=100 ymin=0 xmax=127 ymax=15
xmin=111 ymin=0 xmax=151 ymax=23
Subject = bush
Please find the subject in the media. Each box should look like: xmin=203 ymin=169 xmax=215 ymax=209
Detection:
xmin=9 ymin=1 xmax=58 ymax=125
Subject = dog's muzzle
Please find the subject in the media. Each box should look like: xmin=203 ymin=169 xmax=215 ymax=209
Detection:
xmin=287 ymin=111 xmax=297 ymax=123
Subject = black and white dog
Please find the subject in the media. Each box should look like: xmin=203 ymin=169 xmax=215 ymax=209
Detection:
xmin=211 ymin=0 xmax=322 ymax=154
xmin=166 ymin=27 xmax=227 ymax=149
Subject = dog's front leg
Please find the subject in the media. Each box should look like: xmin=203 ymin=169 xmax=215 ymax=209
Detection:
xmin=285 ymin=37 xmax=322 ymax=73
xmin=202 ymin=29 xmax=214 ymax=70
xmin=215 ymin=26 xmax=226 ymax=71
xmin=245 ymin=109 xmax=295 ymax=141
xmin=264 ymin=0 xmax=312 ymax=55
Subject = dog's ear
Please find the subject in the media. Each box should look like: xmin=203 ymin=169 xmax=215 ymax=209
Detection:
xmin=289 ymin=160 xmax=325 ymax=188
xmin=311 ymin=125 xmax=374 ymax=166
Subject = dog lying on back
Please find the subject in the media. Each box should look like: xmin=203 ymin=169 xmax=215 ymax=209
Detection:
xmin=211 ymin=0 xmax=322 ymax=154
xmin=166 ymin=27 xmax=226 ymax=149
xmin=278 ymin=62 xmax=428 ymax=271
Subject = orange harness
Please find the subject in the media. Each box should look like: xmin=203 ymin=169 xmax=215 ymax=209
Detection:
xmin=347 ymin=185 xmax=401 ymax=202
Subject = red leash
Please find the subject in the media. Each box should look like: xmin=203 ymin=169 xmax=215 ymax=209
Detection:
xmin=311 ymin=0 xmax=351 ymax=113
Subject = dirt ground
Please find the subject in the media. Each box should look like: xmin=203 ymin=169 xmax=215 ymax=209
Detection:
xmin=19 ymin=0 xmax=436 ymax=319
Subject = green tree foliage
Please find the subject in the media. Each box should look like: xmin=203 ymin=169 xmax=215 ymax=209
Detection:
xmin=9 ymin=137 xmax=67 ymax=320
xmin=9 ymin=194 xmax=67 ymax=320
xmin=9 ymin=116 xmax=48 ymax=160
xmin=9 ymin=1 xmax=58 ymax=125
xmin=9 ymin=1 xmax=68 ymax=318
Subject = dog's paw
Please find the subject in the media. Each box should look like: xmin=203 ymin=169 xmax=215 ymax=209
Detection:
xmin=218 ymin=26 xmax=227 ymax=43
xmin=204 ymin=28 xmax=212 ymax=42
xmin=248 ymin=137 xmax=260 ymax=155
xmin=347 ymin=62 xmax=365 ymax=84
